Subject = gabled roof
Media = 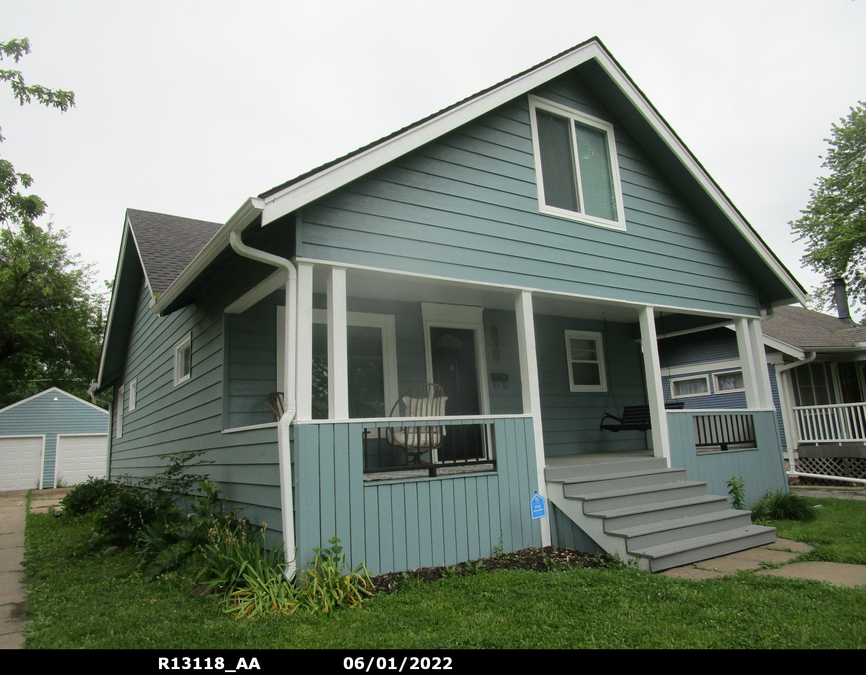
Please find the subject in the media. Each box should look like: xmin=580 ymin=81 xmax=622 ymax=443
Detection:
xmin=146 ymin=36 xmax=805 ymax=316
xmin=762 ymin=306 xmax=866 ymax=352
xmin=0 ymin=387 xmax=108 ymax=416
xmin=126 ymin=209 xmax=222 ymax=295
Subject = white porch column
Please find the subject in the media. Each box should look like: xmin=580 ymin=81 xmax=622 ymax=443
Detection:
xmin=748 ymin=317 xmax=773 ymax=408
xmin=639 ymin=306 xmax=670 ymax=462
xmin=735 ymin=317 xmax=763 ymax=409
xmin=515 ymin=290 xmax=550 ymax=546
xmin=327 ymin=267 xmax=349 ymax=420
xmin=295 ymin=262 xmax=314 ymax=421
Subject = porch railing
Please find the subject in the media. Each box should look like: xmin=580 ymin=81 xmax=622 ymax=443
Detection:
xmin=692 ymin=412 xmax=757 ymax=452
xmin=794 ymin=402 xmax=866 ymax=443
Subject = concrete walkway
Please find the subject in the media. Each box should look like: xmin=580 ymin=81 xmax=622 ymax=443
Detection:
xmin=0 ymin=489 xmax=69 ymax=649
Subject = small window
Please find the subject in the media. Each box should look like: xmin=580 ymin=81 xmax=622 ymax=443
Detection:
xmin=115 ymin=384 xmax=123 ymax=438
xmin=671 ymin=374 xmax=710 ymax=399
xmin=174 ymin=333 xmax=192 ymax=386
xmin=565 ymin=330 xmax=607 ymax=392
xmin=529 ymin=96 xmax=625 ymax=230
xmin=713 ymin=370 xmax=744 ymax=394
xmin=128 ymin=378 xmax=137 ymax=411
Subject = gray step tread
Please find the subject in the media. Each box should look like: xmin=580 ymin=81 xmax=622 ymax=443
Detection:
xmin=631 ymin=525 xmax=776 ymax=559
xmin=574 ymin=481 xmax=707 ymax=503
xmin=549 ymin=467 xmax=685 ymax=485
xmin=606 ymin=508 xmax=752 ymax=538
xmin=585 ymin=494 xmax=729 ymax=519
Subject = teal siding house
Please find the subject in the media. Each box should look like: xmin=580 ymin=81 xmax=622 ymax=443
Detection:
xmin=97 ymin=39 xmax=806 ymax=573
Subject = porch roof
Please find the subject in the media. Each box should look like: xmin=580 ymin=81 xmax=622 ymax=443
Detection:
xmin=762 ymin=305 xmax=866 ymax=352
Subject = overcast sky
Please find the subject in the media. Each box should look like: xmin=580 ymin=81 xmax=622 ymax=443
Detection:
xmin=3 ymin=0 xmax=865 ymax=314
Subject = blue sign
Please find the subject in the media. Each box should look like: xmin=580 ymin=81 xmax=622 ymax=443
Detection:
xmin=530 ymin=492 xmax=547 ymax=520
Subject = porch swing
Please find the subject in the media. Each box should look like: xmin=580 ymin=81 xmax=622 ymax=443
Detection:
xmin=598 ymin=313 xmax=682 ymax=433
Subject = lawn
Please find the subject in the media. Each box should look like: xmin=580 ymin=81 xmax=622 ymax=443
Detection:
xmin=22 ymin=499 xmax=866 ymax=650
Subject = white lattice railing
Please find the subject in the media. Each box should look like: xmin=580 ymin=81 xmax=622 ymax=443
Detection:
xmin=794 ymin=402 xmax=866 ymax=443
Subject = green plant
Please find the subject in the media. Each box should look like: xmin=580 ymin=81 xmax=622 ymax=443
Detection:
xmin=96 ymin=483 xmax=175 ymax=547
xmin=751 ymin=490 xmax=817 ymax=523
xmin=727 ymin=476 xmax=746 ymax=510
xmin=60 ymin=477 xmax=120 ymax=516
xmin=298 ymin=537 xmax=374 ymax=614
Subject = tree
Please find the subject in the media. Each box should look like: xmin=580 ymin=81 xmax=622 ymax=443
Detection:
xmin=0 ymin=38 xmax=104 ymax=407
xmin=791 ymin=102 xmax=866 ymax=313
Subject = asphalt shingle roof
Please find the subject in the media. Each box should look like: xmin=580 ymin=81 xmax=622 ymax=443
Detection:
xmin=126 ymin=209 xmax=222 ymax=295
xmin=762 ymin=305 xmax=866 ymax=351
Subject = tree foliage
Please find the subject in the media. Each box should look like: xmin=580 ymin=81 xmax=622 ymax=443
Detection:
xmin=791 ymin=102 xmax=866 ymax=311
xmin=0 ymin=38 xmax=103 ymax=408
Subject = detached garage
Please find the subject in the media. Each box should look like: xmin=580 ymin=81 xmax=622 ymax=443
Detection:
xmin=0 ymin=388 xmax=109 ymax=491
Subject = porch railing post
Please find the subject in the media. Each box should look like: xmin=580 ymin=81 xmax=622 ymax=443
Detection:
xmin=515 ymin=290 xmax=550 ymax=546
xmin=639 ymin=305 xmax=670 ymax=463
xmin=328 ymin=267 xmax=349 ymax=420
xmin=295 ymin=262 xmax=314 ymax=421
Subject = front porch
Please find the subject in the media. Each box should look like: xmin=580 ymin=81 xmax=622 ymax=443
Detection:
xmin=222 ymin=263 xmax=786 ymax=573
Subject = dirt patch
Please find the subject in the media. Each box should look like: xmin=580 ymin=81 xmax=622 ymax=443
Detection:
xmin=369 ymin=546 xmax=613 ymax=595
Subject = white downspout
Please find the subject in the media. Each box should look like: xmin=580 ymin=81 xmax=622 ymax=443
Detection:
xmin=776 ymin=352 xmax=816 ymax=476
xmin=229 ymin=231 xmax=298 ymax=578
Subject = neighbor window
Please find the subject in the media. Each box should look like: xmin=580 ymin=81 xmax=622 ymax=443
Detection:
xmin=713 ymin=370 xmax=744 ymax=394
xmin=565 ymin=330 xmax=607 ymax=392
xmin=174 ymin=333 xmax=192 ymax=386
xmin=671 ymin=374 xmax=710 ymax=398
xmin=529 ymin=96 xmax=625 ymax=229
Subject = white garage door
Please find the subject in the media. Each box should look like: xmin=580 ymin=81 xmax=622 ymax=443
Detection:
xmin=0 ymin=436 xmax=44 ymax=491
xmin=56 ymin=434 xmax=108 ymax=486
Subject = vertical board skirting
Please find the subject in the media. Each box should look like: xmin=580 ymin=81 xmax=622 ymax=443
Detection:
xmin=293 ymin=416 xmax=539 ymax=574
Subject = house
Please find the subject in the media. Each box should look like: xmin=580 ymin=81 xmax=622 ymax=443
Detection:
xmin=0 ymin=387 xmax=109 ymax=491
xmin=95 ymin=38 xmax=807 ymax=574
xmin=658 ymin=280 xmax=866 ymax=485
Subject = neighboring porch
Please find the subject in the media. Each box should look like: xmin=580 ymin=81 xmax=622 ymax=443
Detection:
xmin=222 ymin=263 xmax=786 ymax=573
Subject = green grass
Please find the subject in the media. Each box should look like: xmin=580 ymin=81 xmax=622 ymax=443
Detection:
xmin=23 ymin=505 xmax=866 ymax=649
xmin=769 ymin=497 xmax=866 ymax=564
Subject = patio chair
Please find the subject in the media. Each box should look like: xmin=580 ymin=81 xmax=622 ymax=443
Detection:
xmin=386 ymin=383 xmax=448 ymax=465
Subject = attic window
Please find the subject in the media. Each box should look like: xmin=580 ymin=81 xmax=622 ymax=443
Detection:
xmin=529 ymin=96 xmax=625 ymax=230
xmin=174 ymin=333 xmax=192 ymax=386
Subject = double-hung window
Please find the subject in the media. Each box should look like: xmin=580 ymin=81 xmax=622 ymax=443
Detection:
xmin=529 ymin=96 xmax=625 ymax=230
xmin=565 ymin=330 xmax=607 ymax=392
xmin=174 ymin=332 xmax=192 ymax=386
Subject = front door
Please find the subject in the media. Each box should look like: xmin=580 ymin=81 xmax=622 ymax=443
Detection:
xmin=429 ymin=326 xmax=484 ymax=461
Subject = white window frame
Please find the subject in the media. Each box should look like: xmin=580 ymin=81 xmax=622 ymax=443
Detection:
xmin=565 ymin=330 xmax=607 ymax=393
xmin=128 ymin=378 xmax=137 ymax=411
xmin=713 ymin=370 xmax=745 ymax=394
xmin=114 ymin=384 xmax=123 ymax=439
xmin=173 ymin=332 xmax=192 ymax=386
xmin=670 ymin=374 xmax=711 ymax=399
xmin=528 ymin=95 xmax=626 ymax=231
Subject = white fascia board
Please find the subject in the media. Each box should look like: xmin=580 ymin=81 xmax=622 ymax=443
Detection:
xmin=97 ymin=221 xmax=134 ymax=388
xmin=260 ymin=41 xmax=804 ymax=306
xmin=761 ymin=334 xmax=805 ymax=360
xmin=151 ymin=198 xmax=264 ymax=316
xmin=260 ymin=42 xmax=608 ymax=227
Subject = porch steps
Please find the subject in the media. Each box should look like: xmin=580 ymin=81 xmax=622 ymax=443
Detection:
xmin=545 ymin=454 xmax=776 ymax=572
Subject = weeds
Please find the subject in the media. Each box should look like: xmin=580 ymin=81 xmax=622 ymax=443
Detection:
xmin=727 ymin=476 xmax=746 ymax=510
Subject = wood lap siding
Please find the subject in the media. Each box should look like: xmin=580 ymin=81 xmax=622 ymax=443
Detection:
xmin=299 ymin=75 xmax=759 ymax=317
xmin=110 ymin=278 xmax=282 ymax=533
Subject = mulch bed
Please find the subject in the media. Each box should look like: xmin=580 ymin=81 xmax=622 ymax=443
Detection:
xmin=369 ymin=546 xmax=613 ymax=595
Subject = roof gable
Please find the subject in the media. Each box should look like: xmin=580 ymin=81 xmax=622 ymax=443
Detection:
xmin=150 ymin=37 xmax=805 ymax=316
xmin=0 ymin=387 xmax=108 ymax=416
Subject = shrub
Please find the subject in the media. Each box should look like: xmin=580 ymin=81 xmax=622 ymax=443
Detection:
xmin=298 ymin=538 xmax=374 ymax=614
xmin=752 ymin=490 xmax=817 ymax=523
xmin=97 ymin=484 xmax=175 ymax=547
xmin=61 ymin=477 xmax=120 ymax=516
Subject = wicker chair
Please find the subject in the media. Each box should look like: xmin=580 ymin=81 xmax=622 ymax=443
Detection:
xmin=386 ymin=383 xmax=448 ymax=465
